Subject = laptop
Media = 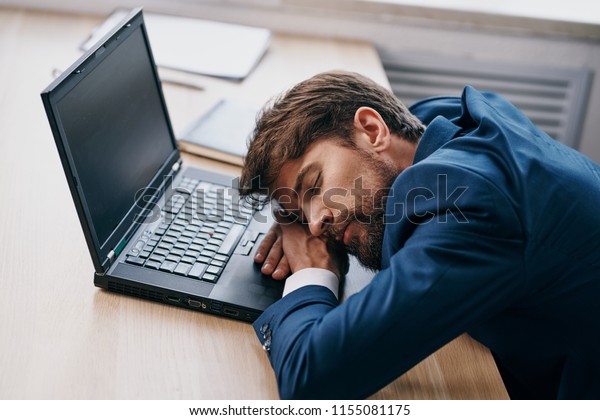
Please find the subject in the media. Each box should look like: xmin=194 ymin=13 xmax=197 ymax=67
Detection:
xmin=41 ymin=8 xmax=283 ymax=322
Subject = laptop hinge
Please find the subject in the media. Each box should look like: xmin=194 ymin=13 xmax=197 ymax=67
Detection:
xmin=107 ymin=250 xmax=116 ymax=263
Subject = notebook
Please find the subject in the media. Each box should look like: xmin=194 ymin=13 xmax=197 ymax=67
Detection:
xmin=178 ymin=99 xmax=259 ymax=166
xmin=41 ymin=8 xmax=283 ymax=321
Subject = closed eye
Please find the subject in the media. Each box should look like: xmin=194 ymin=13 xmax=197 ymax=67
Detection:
xmin=306 ymin=172 xmax=321 ymax=197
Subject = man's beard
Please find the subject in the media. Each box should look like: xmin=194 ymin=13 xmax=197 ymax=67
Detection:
xmin=344 ymin=207 xmax=387 ymax=272
xmin=326 ymin=151 xmax=399 ymax=272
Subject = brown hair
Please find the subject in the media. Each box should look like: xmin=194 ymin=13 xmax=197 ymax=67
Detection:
xmin=239 ymin=71 xmax=424 ymax=205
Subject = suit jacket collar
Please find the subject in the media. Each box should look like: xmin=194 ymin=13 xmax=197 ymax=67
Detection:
xmin=412 ymin=115 xmax=462 ymax=164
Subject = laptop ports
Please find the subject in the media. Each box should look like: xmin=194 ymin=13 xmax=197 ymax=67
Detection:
xmin=223 ymin=308 xmax=239 ymax=317
xmin=187 ymin=298 xmax=202 ymax=308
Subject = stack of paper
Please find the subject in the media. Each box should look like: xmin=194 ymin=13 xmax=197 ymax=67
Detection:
xmin=82 ymin=9 xmax=271 ymax=80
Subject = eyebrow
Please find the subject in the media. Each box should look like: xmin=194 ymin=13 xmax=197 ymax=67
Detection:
xmin=294 ymin=163 xmax=319 ymax=195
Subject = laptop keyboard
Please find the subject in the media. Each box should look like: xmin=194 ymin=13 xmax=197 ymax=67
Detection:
xmin=124 ymin=176 xmax=254 ymax=283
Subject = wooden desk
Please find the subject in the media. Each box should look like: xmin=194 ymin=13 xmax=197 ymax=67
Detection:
xmin=0 ymin=7 xmax=508 ymax=399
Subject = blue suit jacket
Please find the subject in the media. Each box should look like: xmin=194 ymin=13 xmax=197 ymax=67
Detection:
xmin=253 ymin=87 xmax=600 ymax=399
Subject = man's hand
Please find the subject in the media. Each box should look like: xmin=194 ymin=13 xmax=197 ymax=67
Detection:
xmin=254 ymin=223 xmax=290 ymax=280
xmin=254 ymin=221 xmax=349 ymax=280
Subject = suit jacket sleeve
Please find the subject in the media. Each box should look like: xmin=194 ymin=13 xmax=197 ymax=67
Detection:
xmin=253 ymin=161 xmax=525 ymax=399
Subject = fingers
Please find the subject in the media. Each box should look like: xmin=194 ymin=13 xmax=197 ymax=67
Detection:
xmin=261 ymin=233 xmax=283 ymax=276
xmin=271 ymin=255 xmax=290 ymax=280
xmin=252 ymin=224 xmax=290 ymax=279
xmin=254 ymin=224 xmax=280 ymax=263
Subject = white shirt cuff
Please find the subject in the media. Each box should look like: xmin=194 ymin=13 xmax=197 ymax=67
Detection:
xmin=282 ymin=268 xmax=340 ymax=300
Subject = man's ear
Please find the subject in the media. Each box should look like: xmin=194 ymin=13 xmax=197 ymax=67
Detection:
xmin=353 ymin=106 xmax=391 ymax=153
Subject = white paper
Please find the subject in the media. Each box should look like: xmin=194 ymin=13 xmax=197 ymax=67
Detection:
xmin=82 ymin=10 xmax=271 ymax=80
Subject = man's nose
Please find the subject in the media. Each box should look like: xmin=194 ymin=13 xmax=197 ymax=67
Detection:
xmin=307 ymin=206 xmax=333 ymax=237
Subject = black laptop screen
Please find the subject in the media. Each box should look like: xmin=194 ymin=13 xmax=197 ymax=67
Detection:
xmin=55 ymin=27 xmax=175 ymax=247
